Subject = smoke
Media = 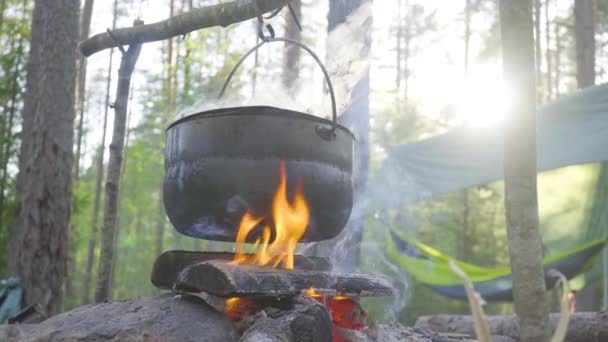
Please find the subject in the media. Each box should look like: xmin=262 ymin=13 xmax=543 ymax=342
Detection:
xmin=359 ymin=241 xmax=412 ymax=321
xmin=174 ymin=0 xmax=421 ymax=319
xmin=176 ymin=2 xmax=374 ymax=123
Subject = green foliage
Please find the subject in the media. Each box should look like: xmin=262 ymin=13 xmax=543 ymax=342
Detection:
xmin=0 ymin=0 xmax=30 ymax=278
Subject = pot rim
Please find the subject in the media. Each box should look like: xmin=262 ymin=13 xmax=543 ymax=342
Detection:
xmin=167 ymin=105 xmax=356 ymax=140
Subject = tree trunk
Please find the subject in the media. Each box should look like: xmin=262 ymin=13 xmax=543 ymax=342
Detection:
xmin=534 ymin=0 xmax=541 ymax=103
xmin=575 ymin=0 xmax=595 ymax=88
xmin=574 ymin=0 xmax=600 ymax=312
xmin=252 ymin=33 xmax=259 ymax=97
xmin=8 ymin=0 xmax=80 ymax=317
xmin=464 ymin=0 xmax=471 ymax=73
xmin=73 ymin=0 xmax=95 ymax=181
xmin=181 ymin=0 xmax=193 ymax=104
xmin=0 ymin=0 xmax=6 ymax=32
xmin=282 ymin=0 xmax=301 ymax=89
xmin=554 ymin=21 xmax=560 ymax=97
xmin=461 ymin=0 xmax=472 ymax=261
xmin=109 ymin=89 xmax=134 ymax=296
xmin=499 ymin=1 xmax=549 ymax=341
xmin=313 ymin=0 xmax=372 ymax=272
xmin=396 ymin=0 xmax=401 ymax=91
xmin=82 ymin=0 xmax=118 ymax=305
xmin=403 ymin=0 xmax=410 ymax=103
xmin=94 ymin=34 xmax=142 ymax=303
xmin=66 ymin=0 xmax=95 ymax=303
xmin=544 ymin=0 xmax=552 ymax=101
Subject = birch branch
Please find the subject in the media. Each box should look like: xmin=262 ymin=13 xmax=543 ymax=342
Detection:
xmin=80 ymin=0 xmax=285 ymax=57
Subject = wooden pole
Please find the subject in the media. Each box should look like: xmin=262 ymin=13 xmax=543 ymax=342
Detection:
xmin=94 ymin=22 xmax=142 ymax=302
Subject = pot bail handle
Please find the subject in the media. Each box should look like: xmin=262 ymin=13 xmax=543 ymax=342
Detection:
xmin=218 ymin=37 xmax=338 ymax=141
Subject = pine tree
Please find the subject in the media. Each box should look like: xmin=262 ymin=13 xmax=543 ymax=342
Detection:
xmin=9 ymin=0 xmax=80 ymax=316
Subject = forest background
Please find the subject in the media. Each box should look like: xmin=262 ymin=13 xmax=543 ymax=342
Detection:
xmin=0 ymin=0 xmax=606 ymax=324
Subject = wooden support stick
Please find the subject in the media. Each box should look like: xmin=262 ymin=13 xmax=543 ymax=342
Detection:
xmin=175 ymin=259 xmax=393 ymax=298
xmin=94 ymin=21 xmax=143 ymax=303
xmin=80 ymin=0 xmax=286 ymax=57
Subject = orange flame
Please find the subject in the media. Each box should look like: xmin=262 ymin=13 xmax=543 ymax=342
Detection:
xmin=232 ymin=161 xmax=309 ymax=269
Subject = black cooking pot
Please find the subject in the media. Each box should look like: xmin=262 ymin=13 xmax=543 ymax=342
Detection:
xmin=163 ymin=38 xmax=355 ymax=242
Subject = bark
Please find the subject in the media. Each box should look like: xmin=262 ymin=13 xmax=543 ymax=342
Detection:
xmin=82 ymin=0 xmax=118 ymax=305
xmin=416 ymin=313 xmax=608 ymax=342
xmin=174 ymin=260 xmax=392 ymax=298
xmin=8 ymin=0 xmax=80 ymax=317
xmin=80 ymin=0 xmax=286 ymax=56
xmin=110 ymin=76 xmax=135 ymax=300
xmin=73 ymin=0 xmax=95 ymax=180
xmin=282 ymin=0 xmax=301 ymax=89
xmin=94 ymin=33 xmax=142 ymax=303
xmin=499 ymin=1 xmax=549 ymax=341
xmin=575 ymin=0 xmax=595 ymax=88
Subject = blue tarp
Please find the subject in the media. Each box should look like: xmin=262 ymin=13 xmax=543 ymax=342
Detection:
xmin=367 ymin=84 xmax=608 ymax=208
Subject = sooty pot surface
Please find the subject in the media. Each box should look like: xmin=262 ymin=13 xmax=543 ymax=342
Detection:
xmin=163 ymin=106 xmax=354 ymax=242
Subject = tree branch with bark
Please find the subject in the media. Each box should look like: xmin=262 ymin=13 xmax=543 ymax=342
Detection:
xmin=80 ymin=0 xmax=285 ymax=56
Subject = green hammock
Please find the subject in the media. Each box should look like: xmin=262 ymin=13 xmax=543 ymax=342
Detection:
xmin=366 ymin=84 xmax=608 ymax=291
xmin=387 ymin=229 xmax=608 ymax=301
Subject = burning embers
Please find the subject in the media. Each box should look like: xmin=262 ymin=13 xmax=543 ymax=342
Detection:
xmin=232 ymin=161 xmax=309 ymax=269
xmin=305 ymin=288 xmax=368 ymax=331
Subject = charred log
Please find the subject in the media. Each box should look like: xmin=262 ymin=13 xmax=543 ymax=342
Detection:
xmin=151 ymin=251 xmax=332 ymax=289
xmin=174 ymin=259 xmax=392 ymax=298
xmin=239 ymin=296 xmax=332 ymax=342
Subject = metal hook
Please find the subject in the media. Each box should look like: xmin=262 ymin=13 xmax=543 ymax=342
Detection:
xmin=257 ymin=16 xmax=275 ymax=42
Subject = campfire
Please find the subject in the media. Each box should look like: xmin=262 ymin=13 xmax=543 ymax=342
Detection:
xmin=151 ymin=161 xmax=391 ymax=341
xmin=151 ymin=19 xmax=392 ymax=340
